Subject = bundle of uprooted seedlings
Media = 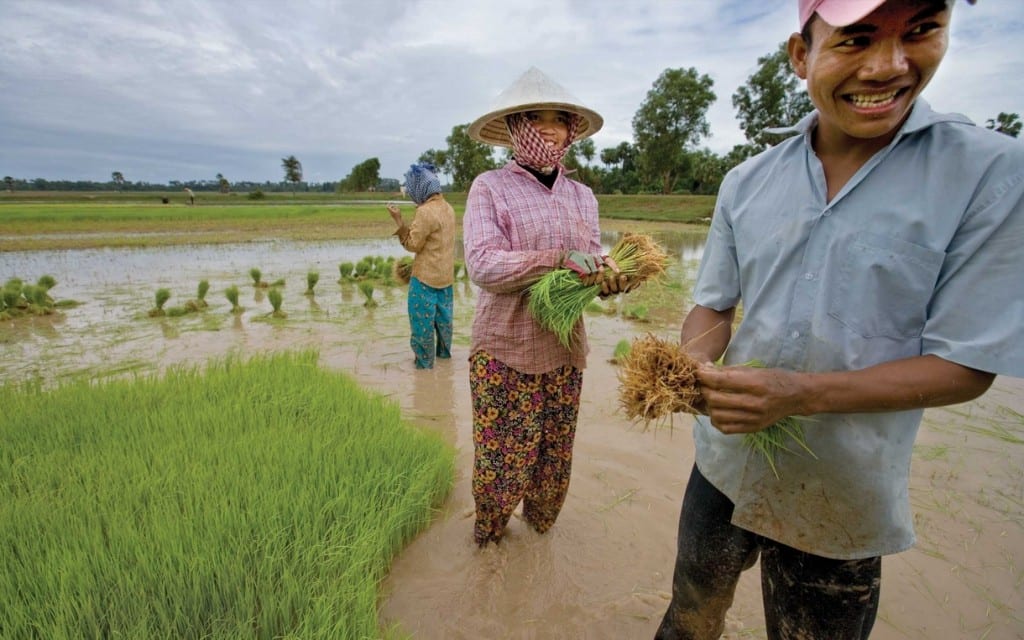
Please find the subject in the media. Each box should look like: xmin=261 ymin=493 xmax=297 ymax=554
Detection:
xmin=618 ymin=333 xmax=703 ymax=425
xmin=528 ymin=233 xmax=669 ymax=349
xmin=617 ymin=333 xmax=814 ymax=478
xmin=393 ymin=256 xmax=413 ymax=285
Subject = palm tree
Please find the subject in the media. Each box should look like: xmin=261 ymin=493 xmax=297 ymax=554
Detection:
xmin=111 ymin=171 xmax=125 ymax=192
xmin=986 ymin=112 xmax=1022 ymax=138
xmin=3 ymin=176 xmax=13 ymax=192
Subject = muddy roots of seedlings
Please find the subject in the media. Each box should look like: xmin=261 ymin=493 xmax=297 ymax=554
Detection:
xmin=617 ymin=333 xmax=702 ymax=429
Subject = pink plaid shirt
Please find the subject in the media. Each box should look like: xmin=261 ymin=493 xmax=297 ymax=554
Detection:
xmin=463 ymin=161 xmax=602 ymax=374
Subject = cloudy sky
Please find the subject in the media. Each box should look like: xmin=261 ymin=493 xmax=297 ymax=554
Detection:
xmin=2 ymin=0 xmax=1021 ymax=185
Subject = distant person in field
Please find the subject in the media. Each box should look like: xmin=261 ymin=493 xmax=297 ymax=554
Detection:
xmin=386 ymin=163 xmax=456 ymax=369
xmin=462 ymin=67 xmax=633 ymax=547
xmin=654 ymin=1 xmax=1022 ymax=638
xmin=183 ymin=187 xmax=195 ymax=206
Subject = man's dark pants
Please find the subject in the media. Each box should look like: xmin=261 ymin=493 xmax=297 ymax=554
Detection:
xmin=655 ymin=465 xmax=881 ymax=640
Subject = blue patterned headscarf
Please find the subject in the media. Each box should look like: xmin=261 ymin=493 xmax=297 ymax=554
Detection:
xmin=403 ymin=163 xmax=442 ymax=205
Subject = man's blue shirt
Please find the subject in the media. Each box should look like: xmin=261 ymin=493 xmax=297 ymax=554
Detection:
xmin=693 ymin=99 xmax=1024 ymax=559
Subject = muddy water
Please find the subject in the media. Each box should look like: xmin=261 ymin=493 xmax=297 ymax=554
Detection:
xmin=2 ymin=234 xmax=1022 ymax=640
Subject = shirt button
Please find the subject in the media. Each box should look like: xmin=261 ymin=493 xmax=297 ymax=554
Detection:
xmin=791 ymin=331 xmax=800 ymax=339
xmin=804 ymin=272 xmax=814 ymax=280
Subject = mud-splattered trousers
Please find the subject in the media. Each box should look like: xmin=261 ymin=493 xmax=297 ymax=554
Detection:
xmin=469 ymin=350 xmax=582 ymax=546
xmin=655 ymin=466 xmax=881 ymax=640
xmin=408 ymin=277 xmax=452 ymax=369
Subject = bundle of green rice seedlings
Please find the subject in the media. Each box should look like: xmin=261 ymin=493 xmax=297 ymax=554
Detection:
xmin=617 ymin=334 xmax=814 ymax=478
xmin=393 ymin=256 xmax=413 ymax=285
xmin=528 ymin=233 xmax=669 ymax=349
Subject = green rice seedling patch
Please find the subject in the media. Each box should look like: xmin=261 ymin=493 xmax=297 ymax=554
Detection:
xmin=1 ymin=349 xmax=455 ymax=639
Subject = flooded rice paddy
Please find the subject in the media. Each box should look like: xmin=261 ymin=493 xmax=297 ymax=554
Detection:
xmin=1 ymin=229 xmax=1021 ymax=639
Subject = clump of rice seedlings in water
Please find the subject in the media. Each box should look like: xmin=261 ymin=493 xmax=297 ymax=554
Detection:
xmin=354 ymin=258 xmax=372 ymax=280
xmin=305 ymin=271 xmax=319 ymax=296
xmin=250 ymin=267 xmax=268 ymax=288
xmin=358 ymin=281 xmax=377 ymax=308
xmin=225 ymin=285 xmax=243 ymax=314
xmin=528 ymin=233 xmax=669 ymax=349
xmin=610 ymin=338 xmax=632 ymax=365
xmin=338 ymin=262 xmax=354 ymax=282
xmin=185 ymin=279 xmax=210 ymax=312
xmin=624 ymin=304 xmax=649 ymax=321
xmin=0 ymin=277 xmax=71 ymax=318
xmin=148 ymin=288 xmax=172 ymax=317
xmin=196 ymin=279 xmax=209 ymax=307
xmin=2 ymin=279 xmax=25 ymax=317
xmin=270 ymin=277 xmax=286 ymax=287
xmin=36 ymin=275 xmax=57 ymax=303
xmin=268 ymin=287 xmax=287 ymax=318
xmin=617 ymin=334 xmax=814 ymax=477
xmin=393 ymin=256 xmax=413 ymax=285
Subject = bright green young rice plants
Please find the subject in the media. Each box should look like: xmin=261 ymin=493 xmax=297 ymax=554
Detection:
xmin=268 ymin=287 xmax=287 ymax=318
xmin=358 ymin=281 xmax=377 ymax=308
xmin=250 ymin=267 xmax=267 ymax=288
xmin=148 ymin=287 xmax=171 ymax=317
xmin=528 ymin=233 xmax=669 ymax=349
xmin=0 ymin=350 xmax=454 ymax=639
xmin=225 ymin=284 xmax=243 ymax=313
xmin=306 ymin=270 xmax=319 ymax=295
xmin=737 ymin=359 xmax=816 ymax=479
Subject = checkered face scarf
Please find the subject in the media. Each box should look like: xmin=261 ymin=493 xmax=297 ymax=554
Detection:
xmin=505 ymin=111 xmax=581 ymax=172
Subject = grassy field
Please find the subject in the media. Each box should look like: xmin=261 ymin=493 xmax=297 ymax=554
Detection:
xmin=0 ymin=191 xmax=715 ymax=251
xmin=1 ymin=350 xmax=455 ymax=639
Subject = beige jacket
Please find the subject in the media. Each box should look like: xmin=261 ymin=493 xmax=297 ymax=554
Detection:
xmin=394 ymin=193 xmax=456 ymax=289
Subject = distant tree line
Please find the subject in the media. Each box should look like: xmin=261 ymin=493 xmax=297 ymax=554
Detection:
xmin=3 ymin=42 xmax=1018 ymax=196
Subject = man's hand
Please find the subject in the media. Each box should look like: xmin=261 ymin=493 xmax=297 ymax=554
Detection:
xmin=696 ymin=364 xmax=806 ymax=434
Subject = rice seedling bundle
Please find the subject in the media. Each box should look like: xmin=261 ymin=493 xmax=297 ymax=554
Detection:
xmin=268 ymin=287 xmax=287 ymax=318
xmin=148 ymin=288 xmax=171 ymax=317
xmin=617 ymin=333 xmax=814 ymax=478
xmin=306 ymin=271 xmax=319 ymax=295
xmin=358 ymin=281 xmax=377 ymax=308
xmin=528 ymin=233 xmax=669 ymax=349
xmin=393 ymin=256 xmax=413 ymax=285
xmin=618 ymin=333 xmax=703 ymax=425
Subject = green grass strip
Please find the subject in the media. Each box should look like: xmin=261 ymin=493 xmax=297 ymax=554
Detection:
xmin=1 ymin=349 xmax=454 ymax=639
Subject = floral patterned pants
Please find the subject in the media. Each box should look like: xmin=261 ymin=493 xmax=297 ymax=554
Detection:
xmin=469 ymin=350 xmax=582 ymax=546
xmin=408 ymin=277 xmax=452 ymax=369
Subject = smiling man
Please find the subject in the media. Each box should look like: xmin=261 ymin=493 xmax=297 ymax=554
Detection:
xmin=654 ymin=1 xmax=1024 ymax=638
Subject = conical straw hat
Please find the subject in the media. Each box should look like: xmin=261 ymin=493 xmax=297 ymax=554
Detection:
xmin=468 ymin=66 xmax=603 ymax=148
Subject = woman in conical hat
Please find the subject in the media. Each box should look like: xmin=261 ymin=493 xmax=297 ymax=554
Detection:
xmin=462 ymin=67 xmax=628 ymax=547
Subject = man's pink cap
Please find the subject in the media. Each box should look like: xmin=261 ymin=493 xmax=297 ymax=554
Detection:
xmin=799 ymin=0 xmax=888 ymax=30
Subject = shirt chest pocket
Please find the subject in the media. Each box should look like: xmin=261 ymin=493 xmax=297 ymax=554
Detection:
xmin=828 ymin=232 xmax=944 ymax=340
